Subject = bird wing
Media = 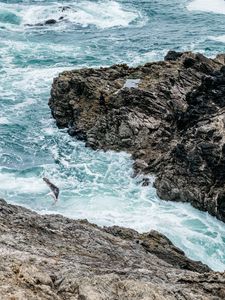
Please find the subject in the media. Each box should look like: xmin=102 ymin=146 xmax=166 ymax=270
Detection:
xmin=52 ymin=186 xmax=59 ymax=199
xmin=44 ymin=180 xmax=59 ymax=200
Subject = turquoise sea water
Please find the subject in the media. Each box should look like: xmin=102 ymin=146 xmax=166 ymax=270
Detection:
xmin=1 ymin=0 xmax=225 ymax=271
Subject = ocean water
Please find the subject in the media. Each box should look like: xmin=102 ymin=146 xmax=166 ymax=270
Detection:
xmin=1 ymin=0 xmax=225 ymax=271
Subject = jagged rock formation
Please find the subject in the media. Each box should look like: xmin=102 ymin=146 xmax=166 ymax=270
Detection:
xmin=0 ymin=198 xmax=225 ymax=299
xmin=49 ymin=51 xmax=225 ymax=222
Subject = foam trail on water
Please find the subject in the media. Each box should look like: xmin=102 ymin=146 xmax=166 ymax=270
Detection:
xmin=0 ymin=1 xmax=141 ymax=31
xmin=131 ymin=50 xmax=169 ymax=66
xmin=2 ymin=122 xmax=225 ymax=271
xmin=0 ymin=172 xmax=46 ymax=193
xmin=187 ymin=0 xmax=225 ymax=15
xmin=0 ymin=117 xmax=11 ymax=125
xmin=67 ymin=1 xmax=140 ymax=29
xmin=209 ymin=35 xmax=225 ymax=43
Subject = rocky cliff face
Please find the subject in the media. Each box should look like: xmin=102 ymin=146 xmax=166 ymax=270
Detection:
xmin=0 ymin=198 xmax=225 ymax=300
xmin=49 ymin=51 xmax=225 ymax=222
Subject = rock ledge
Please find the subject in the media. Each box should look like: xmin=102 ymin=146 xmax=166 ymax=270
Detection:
xmin=0 ymin=198 xmax=225 ymax=299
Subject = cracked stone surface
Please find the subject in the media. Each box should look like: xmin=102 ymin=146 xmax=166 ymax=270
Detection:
xmin=0 ymin=199 xmax=224 ymax=299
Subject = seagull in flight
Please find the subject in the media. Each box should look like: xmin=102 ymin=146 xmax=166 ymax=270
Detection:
xmin=43 ymin=177 xmax=59 ymax=204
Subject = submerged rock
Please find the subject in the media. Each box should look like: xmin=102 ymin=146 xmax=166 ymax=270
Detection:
xmin=49 ymin=51 xmax=225 ymax=222
xmin=44 ymin=19 xmax=57 ymax=25
xmin=0 ymin=198 xmax=225 ymax=299
xmin=26 ymin=19 xmax=57 ymax=27
xmin=26 ymin=17 xmax=65 ymax=27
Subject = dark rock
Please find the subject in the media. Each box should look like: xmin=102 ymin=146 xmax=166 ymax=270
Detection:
xmin=141 ymin=178 xmax=150 ymax=186
xmin=67 ymin=127 xmax=77 ymax=136
xmin=220 ymin=65 xmax=225 ymax=74
xmin=171 ymin=143 xmax=187 ymax=161
xmin=217 ymin=192 xmax=225 ymax=220
xmin=44 ymin=19 xmax=57 ymax=25
xmin=26 ymin=19 xmax=58 ymax=27
xmin=49 ymin=51 xmax=225 ymax=222
xmin=183 ymin=57 xmax=196 ymax=68
xmin=164 ymin=50 xmax=183 ymax=61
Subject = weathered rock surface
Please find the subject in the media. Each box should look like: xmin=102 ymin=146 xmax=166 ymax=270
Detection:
xmin=0 ymin=198 xmax=225 ymax=300
xmin=49 ymin=51 xmax=225 ymax=222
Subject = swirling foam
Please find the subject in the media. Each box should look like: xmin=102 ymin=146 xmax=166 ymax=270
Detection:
xmin=0 ymin=1 xmax=141 ymax=30
xmin=67 ymin=1 xmax=140 ymax=28
xmin=0 ymin=172 xmax=46 ymax=193
xmin=0 ymin=117 xmax=10 ymax=125
xmin=1 ymin=134 xmax=225 ymax=271
xmin=187 ymin=0 xmax=225 ymax=15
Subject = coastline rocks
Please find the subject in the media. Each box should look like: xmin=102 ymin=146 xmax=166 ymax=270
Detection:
xmin=1 ymin=198 xmax=225 ymax=299
xmin=155 ymin=65 xmax=225 ymax=220
xmin=164 ymin=50 xmax=183 ymax=61
xmin=49 ymin=51 xmax=225 ymax=221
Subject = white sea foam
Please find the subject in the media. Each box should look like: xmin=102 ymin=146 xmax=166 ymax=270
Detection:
xmin=209 ymin=35 xmax=225 ymax=43
xmin=130 ymin=50 xmax=168 ymax=66
xmin=0 ymin=173 xmax=46 ymax=193
xmin=2 ymin=134 xmax=223 ymax=271
xmin=1 ymin=64 xmax=73 ymax=101
xmin=187 ymin=0 xmax=225 ymax=15
xmin=41 ymin=160 xmax=225 ymax=271
xmin=0 ymin=1 xmax=141 ymax=30
xmin=0 ymin=117 xmax=10 ymax=125
xmin=42 ymin=126 xmax=58 ymax=136
xmin=13 ymin=99 xmax=36 ymax=110
xmin=1 ymin=127 xmax=225 ymax=271
xmin=65 ymin=1 xmax=140 ymax=29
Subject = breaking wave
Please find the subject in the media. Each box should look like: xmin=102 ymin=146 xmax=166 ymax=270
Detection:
xmin=0 ymin=1 xmax=142 ymax=30
xmin=187 ymin=0 xmax=225 ymax=15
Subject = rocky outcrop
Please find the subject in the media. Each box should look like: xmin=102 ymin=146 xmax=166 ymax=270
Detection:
xmin=49 ymin=51 xmax=225 ymax=222
xmin=155 ymin=65 xmax=225 ymax=220
xmin=0 ymin=198 xmax=225 ymax=299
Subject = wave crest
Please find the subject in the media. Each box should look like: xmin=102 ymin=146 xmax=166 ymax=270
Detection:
xmin=0 ymin=1 xmax=141 ymax=30
xmin=187 ymin=0 xmax=225 ymax=15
